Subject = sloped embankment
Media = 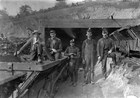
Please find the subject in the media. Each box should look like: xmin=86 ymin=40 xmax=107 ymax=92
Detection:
xmin=96 ymin=58 xmax=140 ymax=98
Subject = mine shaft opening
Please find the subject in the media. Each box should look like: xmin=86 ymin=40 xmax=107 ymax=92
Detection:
xmin=45 ymin=28 xmax=119 ymax=51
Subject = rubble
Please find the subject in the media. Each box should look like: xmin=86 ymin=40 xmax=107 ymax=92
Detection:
xmin=96 ymin=59 xmax=140 ymax=98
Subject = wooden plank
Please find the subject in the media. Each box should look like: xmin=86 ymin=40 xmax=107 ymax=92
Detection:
xmin=40 ymin=19 xmax=140 ymax=28
xmin=0 ymin=57 xmax=67 ymax=72
xmin=0 ymin=71 xmax=25 ymax=85
xmin=18 ymin=72 xmax=40 ymax=98
xmin=40 ymin=57 xmax=67 ymax=71
xmin=0 ymin=57 xmax=67 ymax=86
xmin=17 ymin=57 xmax=67 ymax=97
xmin=0 ymin=62 xmax=42 ymax=72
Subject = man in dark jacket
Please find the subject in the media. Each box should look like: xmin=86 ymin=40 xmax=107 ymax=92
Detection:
xmin=64 ymin=39 xmax=80 ymax=86
xmin=46 ymin=30 xmax=62 ymax=60
xmin=82 ymin=28 xmax=96 ymax=84
xmin=15 ymin=30 xmax=43 ymax=63
xmin=97 ymin=28 xmax=116 ymax=79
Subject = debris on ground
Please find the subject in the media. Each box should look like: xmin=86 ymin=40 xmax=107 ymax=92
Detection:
xmin=97 ymin=60 xmax=140 ymax=98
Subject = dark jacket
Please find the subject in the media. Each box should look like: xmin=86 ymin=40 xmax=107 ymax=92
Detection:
xmin=82 ymin=39 xmax=96 ymax=60
xmin=97 ymin=37 xmax=114 ymax=59
xmin=64 ymin=46 xmax=80 ymax=58
xmin=46 ymin=37 xmax=62 ymax=53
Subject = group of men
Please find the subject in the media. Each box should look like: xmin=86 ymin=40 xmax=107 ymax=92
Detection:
xmin=15 ymin=28 xmax=116 ymax=86
xmin=82 ymin=28 xmax=116 ymax=85
xmin=15 ymin=30 xmax=62 ymax=62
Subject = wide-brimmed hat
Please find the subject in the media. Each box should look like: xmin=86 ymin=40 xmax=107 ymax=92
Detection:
xmin=32 ymin=30 xmax=41 ymax=35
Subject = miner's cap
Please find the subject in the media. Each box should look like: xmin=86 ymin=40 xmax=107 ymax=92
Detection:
xmin=50 ymin=30 xmax=56 ymax=34
xmin=87 ymin=28 xmax=92 ymax=33
xmin=32 ymin=30 xmax=41 ymax=35
xmin=70 ymin=39 xmax=75 ymax=43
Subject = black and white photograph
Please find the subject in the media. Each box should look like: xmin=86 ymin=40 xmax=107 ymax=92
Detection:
xmin=0 ymin=0 xmax=140 ymax=98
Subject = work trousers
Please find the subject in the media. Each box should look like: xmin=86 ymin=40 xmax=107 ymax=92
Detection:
xmin=68 ymin=58 xmax=78 ymax=83
xmin=84 ymin=59 xmax=95 ymax=84
xmin=51 ymin=52 xmax=61 ymax=60
xmin=30 ymin=44 xmax=43 ymax=61
xmin=101 ymin=52 xmax=116 ymax=78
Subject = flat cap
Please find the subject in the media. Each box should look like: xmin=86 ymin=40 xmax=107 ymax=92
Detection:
xmin=50 ymin=30 xmax=56 ymax=34
xmin=102 ymin=28 xmax=108 ymax=35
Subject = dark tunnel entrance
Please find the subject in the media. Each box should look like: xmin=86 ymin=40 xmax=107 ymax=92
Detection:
xmin=45 ymin=28 xmax=119 ymax=51
xmin=45 ymin=28 xmax=119 ymax=68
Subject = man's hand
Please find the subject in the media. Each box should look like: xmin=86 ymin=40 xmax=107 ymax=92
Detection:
xmin=82 ymin=59 xmax=85 ymax=64
xmin=52 ymin=49 xmax=57 ymax=53
xmin=14 ymin=51 xmax=20 ymax=56
xmin=50 ymin=58 xmax=55 ymax=61
xmin=96 ymin=56 xmax=101 ymax=65
xmin=98 ymin=56 xmax=101 ymax=60
xmin=108 ymin=50 xmax=112 ymax=54
xmin=69 ymin=53 xmax=76 ymax=56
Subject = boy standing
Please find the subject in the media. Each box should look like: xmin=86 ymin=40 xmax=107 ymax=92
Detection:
xmin=65 ymin=39 xmax=80 ymax=86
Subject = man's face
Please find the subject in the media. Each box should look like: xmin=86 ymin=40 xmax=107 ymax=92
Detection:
xmin=70 ymin=42 xmax=75 ymax=46
xmin=50 ymin=33 xmax=56 ymax=39
xmin=33 ymin=33 xmax=39 ymax=38
xmin=102 ymin=33 xmax=108 ymax=38
xmin=86 ymin=32 xmax=92 ymax=38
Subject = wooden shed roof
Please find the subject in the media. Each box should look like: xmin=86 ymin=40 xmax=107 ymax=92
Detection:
xmin=40 ymin=19 xmax=140 ymax=28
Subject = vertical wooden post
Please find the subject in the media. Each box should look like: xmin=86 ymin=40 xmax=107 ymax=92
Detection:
xmin=39 ymin=19 xmax=45 ymax=42
xmin=11 ymin=63 xmax=14 ymax=76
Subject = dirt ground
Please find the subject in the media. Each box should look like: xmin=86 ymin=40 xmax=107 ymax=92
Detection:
xmin=21 ymin=58 xmax=140 ymax=98
xmin=55 ymin=70 xmax=104 ymax=98
xmin=55 ymin=59 xmax=140 ymax=98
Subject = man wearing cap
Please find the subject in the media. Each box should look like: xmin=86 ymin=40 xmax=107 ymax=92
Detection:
xmin=64 ymin=39 xmax=80 ymax=86
xmin=15 ymin=30 xmax=43 ymax=63
xmin=97 ymin=28 xmax=116 ymax=79
xmin=46 ymin=30 xmax=62 ymax=60
xmin=82 ymin=28 xmax=96 ymax=84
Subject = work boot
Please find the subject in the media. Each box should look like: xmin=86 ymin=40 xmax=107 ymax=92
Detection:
xmin=38 ymin=59 xmax=42 ymax=63
xmin=104 ymin=74 xmax=108 ymax=80
xmin=73 ymin=83 xmax=77 ymax=87
xmin=38 ymin=55 xmax=42 ymax=63
xmin=82 ymin=82 xmax=87 ymax=86
xmin=91 ymin=80 xmax=95 ymax=85
xmin=82 ymin=80 xmax=88 ymax=86
xmin=70 ymin=82 xmax=74 ymax=86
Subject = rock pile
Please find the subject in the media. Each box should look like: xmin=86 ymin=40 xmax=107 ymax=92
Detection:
xmin=98 ymin=62 xmax=140 ymax=98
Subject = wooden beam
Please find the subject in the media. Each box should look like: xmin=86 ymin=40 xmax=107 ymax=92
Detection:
xmin=0 ymin=57 xmax=67 ymax=85
xmin=0 ymin=72 xmax=25 ymax=85
xmin=0 ymin=57 xmax=67 ymax=72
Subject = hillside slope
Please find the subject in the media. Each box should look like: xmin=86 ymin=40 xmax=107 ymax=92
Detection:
xmin=1 ymin=1 xmax=140 ymax=38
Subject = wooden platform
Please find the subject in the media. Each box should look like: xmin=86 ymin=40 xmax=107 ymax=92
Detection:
xmin=0 ymin=57 xmax=67 ymax=72
xmin=0 ymin=57 xmax=67 ymax=85
xmin=0 ymin=71 xmax=25 ymax=85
